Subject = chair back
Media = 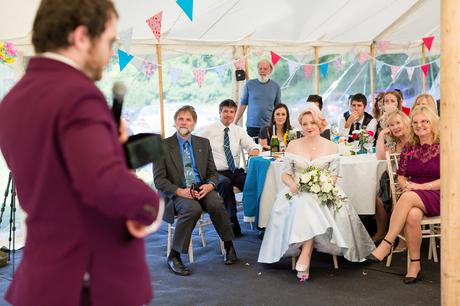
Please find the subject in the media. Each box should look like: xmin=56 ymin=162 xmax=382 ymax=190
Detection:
xmin=385 ymin=151 xmax=402 ymax=209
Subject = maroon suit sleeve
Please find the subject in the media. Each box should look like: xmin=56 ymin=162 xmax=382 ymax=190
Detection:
xmin=58 ymin=93 xmax=159 ymax=225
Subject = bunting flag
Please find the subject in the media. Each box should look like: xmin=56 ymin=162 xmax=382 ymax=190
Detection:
xmin=304 ymin=65 xmax=313 ymax=80
xmin=146 ymin=11 xmax=163 ymax=41
xmin=377 ymin=41 xmax=390 ymax=54
xmin=347 ymin=48 xmax=356 ymax=62
xmin=358 ymin=51 xmax=368 ymax=65
xmin=117 ymin=49 xmax=133 ymax=71
xmin=131 ymin=56 xmax=145 ymax=71
xmin=143 ymin=60 xmax=156 ymax=80
xmin=390 ymin=65 xmax=400 ymax=81
xmin=335 ymin=57 xmax=342 ymax=70
xmin=406 ymin=66 xmax=415 ymax=80
xmin=319 ymin=63 xmax=329 ymax=77
xmin=422 ymin=36 xmax=435 ymax=51
xmin=169 ymin=67 xmax=183 ymax=86
xmin=421 ymin=64 xmax=430 ymax=77
xmin=375 ymin=61 xmax=383 ymax=74
xmin=270 ymin=51 xmax=281 ymax=65
xmin=176 ymin=0 xmax=193 ymax=21
xmin=233 ymin=58 xmax=245 ymax=70
xmin=118 ymin=28 xmax=133 ymax=52
xmin=287 ymin=61 xmax=299 ymax=76
xmin=193 ymin=69 xmax=206 ymax=87
xmin=215 ymin=64 xmax=228 ymax=83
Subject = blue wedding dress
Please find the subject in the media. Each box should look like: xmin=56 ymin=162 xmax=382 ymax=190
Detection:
xmin=258 ymin=153 xmax=375 ymax=263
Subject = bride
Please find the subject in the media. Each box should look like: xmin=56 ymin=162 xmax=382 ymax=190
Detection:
xmin=258 ymin=106 xmax=375 ymax=281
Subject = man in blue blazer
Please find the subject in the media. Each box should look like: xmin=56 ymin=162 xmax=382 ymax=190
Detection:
xmin=0 ymin=1 xmax=160 ymax=305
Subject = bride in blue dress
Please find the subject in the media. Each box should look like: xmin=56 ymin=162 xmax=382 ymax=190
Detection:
xmin=258 ymin=106 xmax=375 ymax=281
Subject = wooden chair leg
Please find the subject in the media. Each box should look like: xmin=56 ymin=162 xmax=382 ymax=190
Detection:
xmin=291 ymin=256 xmax=296 ymax=270
xmin=332 ymin=255 xmax=339 ymax=269
xmin=431 ymin=237 xmax=438 ymax=262
xmin=219 ymin=239 xmax=225 ymax=255
xmin=188 ymin=239 xmax=194 ymax=263
xmin=167 ymin=223 xmax=172 ymax=257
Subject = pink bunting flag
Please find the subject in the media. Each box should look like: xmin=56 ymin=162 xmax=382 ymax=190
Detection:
xmin=422 ymin=36 xmax=435 ymax=51
xmin=233 ymin=58 xmax=245 ymax=70
xmin=377 ymin=41 xmax=390 ymax=54
xmin=270 ymin=51 xmax=281 ymax=66
xmin=390 ymin=65 xmax=400 ymax=81
xmin=421 ymin=64 xmax=430 ymax=77
xmin=146 ymin=11 xmax=163 ymax=42
xmin=358 ymin=51 xmax=368 ymax=65
xmin=143 ymin=60 xmax=155 ymax=80
xmin=335 ymin=57 xmax=342 ymax=70
xmin=304 ymin=65 xmax=313 ymax=80
xmin=193 ymin=69 xmax=206 ymax=87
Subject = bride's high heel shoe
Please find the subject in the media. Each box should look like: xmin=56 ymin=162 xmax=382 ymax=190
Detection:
xmin=295 ymin=262 xmax=309 ymax=282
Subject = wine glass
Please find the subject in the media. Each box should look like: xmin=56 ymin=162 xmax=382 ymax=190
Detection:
xmin=363 ymin=141 xmax=373 ymax=153
xmin=350 ymin=141 xmax=361 ymax=155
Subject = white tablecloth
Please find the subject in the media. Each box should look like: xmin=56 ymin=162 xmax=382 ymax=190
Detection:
xmin=254 ymin=154 xmax=386 ymax=228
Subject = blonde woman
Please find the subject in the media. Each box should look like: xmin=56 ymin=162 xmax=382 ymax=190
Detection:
xmin=411 ymin=94 xmax=437 ymax=113
xmin=373 ymin=110 xmax=411 ymax=243
xmin=367 ymin=106 xmax=440 ymax=284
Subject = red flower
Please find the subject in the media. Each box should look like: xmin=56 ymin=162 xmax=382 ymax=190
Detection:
xmin=367 ymin=130 xmax=375 ymax=137
xmin=407 ymin=150 xmax=414 ymax=159
xmin=352 ymin=134 xmax=358 ymax=140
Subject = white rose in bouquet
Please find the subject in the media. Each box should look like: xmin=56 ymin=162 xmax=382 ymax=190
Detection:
xmin=321 ymin=183 xmax=333 ymax=193
xmin=310 ymin=184 xmax=321 ymax=193
xmin=300 ymin=173 xmax=311 ymax=184
xmin=319 ymin=174 xmax=329 ymax=183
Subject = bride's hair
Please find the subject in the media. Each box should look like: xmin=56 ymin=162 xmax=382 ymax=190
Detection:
xmin=298 ymin=107 xmax=328 ymax=133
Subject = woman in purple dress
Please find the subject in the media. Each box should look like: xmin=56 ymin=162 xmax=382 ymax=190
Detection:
xmin=366 ymin=105 xmax=440 ymax=284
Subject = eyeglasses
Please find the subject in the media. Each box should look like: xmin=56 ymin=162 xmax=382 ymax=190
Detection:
xmin=411 ymin=119 xmax=430 ymax=126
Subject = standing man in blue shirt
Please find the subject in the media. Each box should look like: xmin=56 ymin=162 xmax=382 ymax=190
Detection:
xmin=234 ymin=59 xmax=282 ymax=138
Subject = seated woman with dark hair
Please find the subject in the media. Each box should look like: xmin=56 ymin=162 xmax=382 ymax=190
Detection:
xmin=367 ymin=106 xmax=440 ymax=284
xmin=259 ymin=103 xmax=292 ymax=151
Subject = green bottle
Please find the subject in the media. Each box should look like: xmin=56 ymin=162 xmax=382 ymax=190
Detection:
xmin=270 ymin=135 xmax=280 ymax=156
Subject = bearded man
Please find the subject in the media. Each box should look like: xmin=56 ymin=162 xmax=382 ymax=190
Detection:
xmin=153 ymin=105 xmax=237 ymax=276
xmin=234 ymin=59 xmax=281 ymax=138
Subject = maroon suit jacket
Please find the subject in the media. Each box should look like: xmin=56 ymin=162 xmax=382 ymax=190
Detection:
xmin=0 ymin=57 xmax=160 ymax=306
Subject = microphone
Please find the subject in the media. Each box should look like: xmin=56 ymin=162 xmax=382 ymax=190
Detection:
xmin=112 ymin=81 xmax=127 ymax=127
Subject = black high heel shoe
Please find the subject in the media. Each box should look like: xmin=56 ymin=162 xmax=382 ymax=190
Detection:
xmin=403 ymin=258 xmax=421 ymax=284
xmin=365 ymin=238 xmax=393 ymax=263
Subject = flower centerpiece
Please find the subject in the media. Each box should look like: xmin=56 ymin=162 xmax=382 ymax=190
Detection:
xmin=0 ymin=41 xmax=17 ymax=64
xmin=350 ymin=128 xmax=375 ymax=154
xmin=285 ymin=165 xmax=346 ymax=211
xmin=284 ymin=129 xmax=299 ymax=145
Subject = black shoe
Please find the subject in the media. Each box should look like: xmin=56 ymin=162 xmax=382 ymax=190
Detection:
xmin=167 ymin=257 xmax=190 ymax=276
xmin=365 ymin=238 xmax=393 ymax=263
xmin=223 ymin=244 xmax=238 ymax=265
xmin=403 ymin=259 xmax=421 ymax=284
xmin=257 ymin=230 xmax=265 ymax=240
xmin=231 ymin=218 xmax=243 ymax=237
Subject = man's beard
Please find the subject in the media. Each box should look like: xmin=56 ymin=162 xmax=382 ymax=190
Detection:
xmin=177 ymin=127 xmax=192 ymax=136
xmin=83 ymin=46 xmax=104 ymax=81
xmin=258 ymin=75 xmax=270 ymax=83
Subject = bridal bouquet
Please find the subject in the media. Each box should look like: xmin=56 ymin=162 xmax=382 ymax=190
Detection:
xmin=285 ymin=165 xmax=346 ymax=211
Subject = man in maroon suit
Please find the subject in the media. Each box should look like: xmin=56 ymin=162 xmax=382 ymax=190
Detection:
xmin=0 ymin=1 xmax=160 ymax=305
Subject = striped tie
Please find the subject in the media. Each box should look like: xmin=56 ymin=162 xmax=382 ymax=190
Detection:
xmin=224 ymin=127 xmax=236 ymax=173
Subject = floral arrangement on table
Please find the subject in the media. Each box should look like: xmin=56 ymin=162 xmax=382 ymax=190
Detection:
xmin=285 ymin=165 xmax=346 ymax=211
xmin=349 ymin=128 xmax=375 ymax=153
xmin=0 ymin=41 xmax=17 ymax=64
xmin=284 ymin=129 xmax=300 ymax=145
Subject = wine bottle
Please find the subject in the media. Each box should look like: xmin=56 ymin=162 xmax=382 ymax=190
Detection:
xmin=270 ymin=135 xmax=280 ymax=156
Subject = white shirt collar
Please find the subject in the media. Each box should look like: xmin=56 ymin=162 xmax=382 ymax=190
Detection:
xmin=217 ymin=120 xmax=234 ymax=131
xmin=41 ymin=52 xmax=80 ymax=71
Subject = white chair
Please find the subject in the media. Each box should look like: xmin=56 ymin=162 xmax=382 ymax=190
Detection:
xmin=384 ymin=151 xmax=441 ymax=267
xmin=167 ymin=213 xmax=224 ymax=263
